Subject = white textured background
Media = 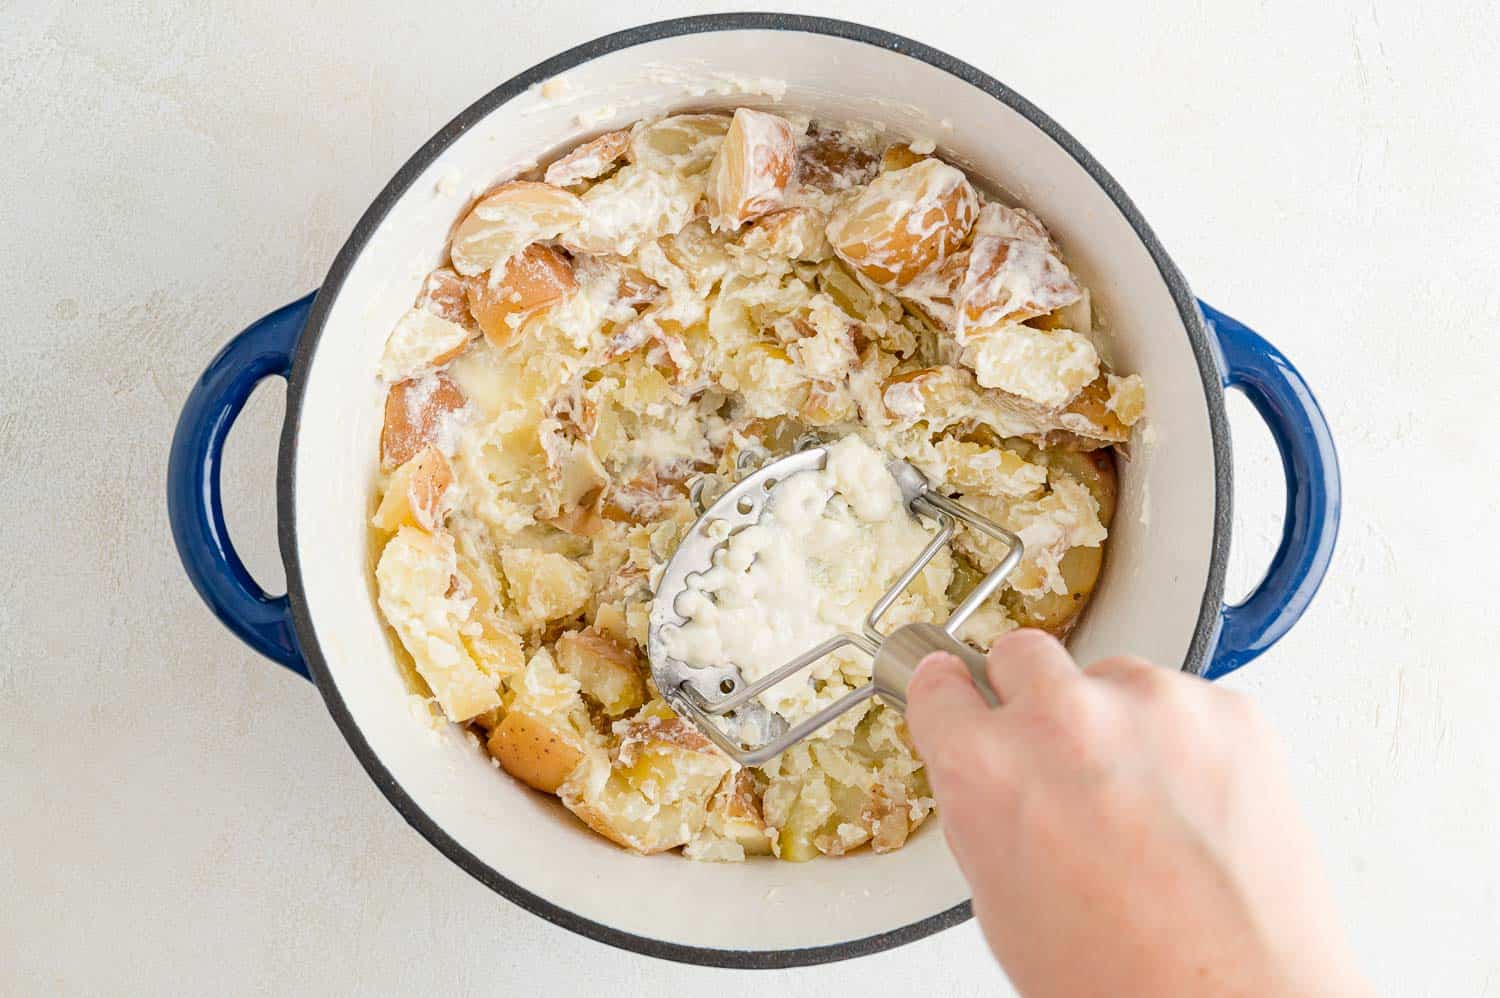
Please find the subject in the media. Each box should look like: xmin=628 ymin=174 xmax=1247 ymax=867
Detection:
xmin=2 ymin=1 xmax=1497 ymax=994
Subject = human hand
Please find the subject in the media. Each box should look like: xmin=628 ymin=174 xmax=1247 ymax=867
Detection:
xmin=906 ymin=629 xmax=1369 ymax=997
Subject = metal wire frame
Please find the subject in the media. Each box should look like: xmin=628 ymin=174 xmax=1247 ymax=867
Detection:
xmin=672 ymin=488 xmax=1023 ymax=766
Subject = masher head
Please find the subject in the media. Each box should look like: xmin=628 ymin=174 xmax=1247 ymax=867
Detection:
xmin=647 ymin=442 xmax=1023 ymax=766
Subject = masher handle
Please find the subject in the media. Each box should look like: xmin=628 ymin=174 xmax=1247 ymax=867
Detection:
xmin=872 ymin=622 xmax=1000 ymax=711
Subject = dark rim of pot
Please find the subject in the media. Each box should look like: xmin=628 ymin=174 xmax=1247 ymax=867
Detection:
xmin=277 ymin=11 xmax=1232 ymax=970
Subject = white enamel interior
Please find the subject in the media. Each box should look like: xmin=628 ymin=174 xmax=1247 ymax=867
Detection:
xmin=289 ymin=28 xmax=1218 ymax=955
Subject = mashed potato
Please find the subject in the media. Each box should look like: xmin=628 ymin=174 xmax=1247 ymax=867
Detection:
xmin=368 ymin=109 xmax=1145 ymax=862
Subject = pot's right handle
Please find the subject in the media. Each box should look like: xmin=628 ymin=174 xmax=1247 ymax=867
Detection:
xmin=167 ymin=293 xmax=317 ymax=679
xmin=1199 ymin=301 xmax=1341 ymax=680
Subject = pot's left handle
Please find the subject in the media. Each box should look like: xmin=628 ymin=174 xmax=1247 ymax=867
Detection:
xmin=167 ymin=293 xmax=317 ymax=679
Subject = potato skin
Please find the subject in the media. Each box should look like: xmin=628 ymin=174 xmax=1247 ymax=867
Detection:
xmin=1045 ymin=445 xmax=1118 ymax=527
xmin=1007 ymin=544 xmax=1104 ymax=638
xmin=487 ymin=710 xmax=584 ymax=794
xmin=554 ymin=629 xmax=646 ymax=717
xmin=1006 ymin=447 xmax=1117 ymax=636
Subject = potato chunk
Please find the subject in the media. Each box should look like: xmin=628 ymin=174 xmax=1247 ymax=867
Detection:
xmin=371 ymin=446 xmax=452 ymax=532
xmin=499 ymin=547 xmax=592 ymax=631
xmin=544 ymin=128 xmax=630 ymax=188
xmin=705 ymin=108 xmax=796 ymax=232
xmin=378 ymin=307 xmax=473 ymax=382
xmin=563 ymin=165 xmax=704 ymax=257
xmin=554 ymin=629 xmax=646 ymax=716
xmin=489 ymin=710 xmax=584 ymax=794
xmin=761 ymin=717 xmax=933 ymax=861
xmin=954 ymin=478 xmax=1107 ymax=598
xmin=685 ymin=770 xmax=773 ymax=862
xmin=738 ymin=207 xmax=831 ymax=263
xmin=1005 ymin=543 xmax=1104 ymax=638
xmin=720 ymin=772 xmax=773 ymax=855
xmin=466 ymin=244 xmax=577 ymax=347
xmin=932 ymin=437 xmax=1047 ymax=498
xmin=464 ymin=616 xmax=527 ymax=686
xmin=414 ymin=266 xmax=474 ymax=328
xmin=380 ymin=372 xmax=465 ymax=470
xmin=1044 ymin=447 xmax=1119 ymax=528
xmin=959 ymin=323 xmax=1100 ymax=410
xmin=880 ymin=365 xmax=978 ymax=430
xmin=628 ymin=113 xmax=731 ymax=176
xmin=956 ymin=203 xmax=1081 ymax=331
xmin=1105 ymin=372 xmax=1147 ymax=426
xmin=487 ymin=648 xmax=594 ymax=793
xmin=1051 ymin=372 xmax=1146 ymax=446
xmin=797 ymin=126 xmax=878 ymax=193
xmin=879 ymin=142 xmax=929 ymax=173
xmin=450 ymin=181 xmax=584 ymax=276
xmin=826 ymin=158 xmax=978 ymax=288
xmin=559 ymin=709 xmax=731 ymax=854
xmin=375 ymin=527 xmax=499 ymax=723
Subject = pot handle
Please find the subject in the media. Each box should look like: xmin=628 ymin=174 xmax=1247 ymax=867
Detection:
xmin=1199 ymin=301 xmax=1341 ymax=679
xmin=167 ymin=293 xmax=317 ymax=679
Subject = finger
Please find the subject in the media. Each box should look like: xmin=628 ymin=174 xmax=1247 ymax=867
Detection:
xmin=1085 ymin=654 xmax=1184 ymax=698
xmin=905 ymin=651 xmax=993 ymax=764
xmin=1082 ymin=654 xmax=1157 ymax=684
xmin=985 ymin=628 xmax=1079 ymax=704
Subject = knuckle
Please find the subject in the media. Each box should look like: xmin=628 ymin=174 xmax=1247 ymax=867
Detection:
xmin=1107 ymin=660 xmax=1205 ymax=715
xmin=1087 ymin=653 xmax=1154 ymax=677
xmin=1088 ymin=655 xmax=1171 ymax=692
xmin=1021 ymin=684 xmax=1114 ymax=760
xmin=1128 ymin=665 xmax=1183 ymax=702
xmin=993 ymin=627 xmax=1065 ymax=661
xmin=1031 ymin=669 xmax=1090 ymax=714
xmin=1065 ymin=698 xmax=1116 ymax=760
xmin=1214 ymin=687 xmax=1264 ymax=730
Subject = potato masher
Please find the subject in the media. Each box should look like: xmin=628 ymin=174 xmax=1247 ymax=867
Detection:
xmin=647 ymin=442 xmax=1023 ymax=765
